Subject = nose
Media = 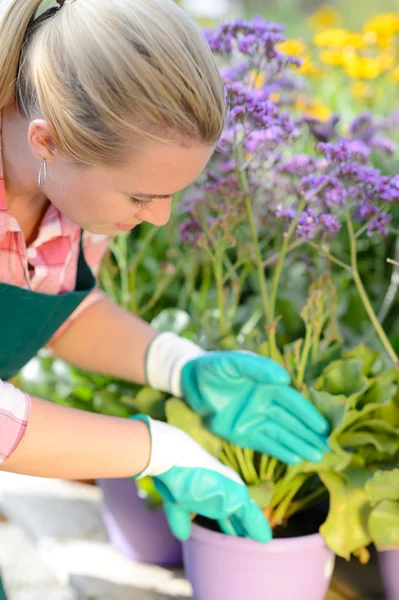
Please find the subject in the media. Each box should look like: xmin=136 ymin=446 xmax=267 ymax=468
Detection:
xmin=139 ymin=197 xmax=172 ymax=227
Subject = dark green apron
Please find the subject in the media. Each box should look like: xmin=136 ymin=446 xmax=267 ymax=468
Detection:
xmin=0 ymin=232 xmax=95 ymax=380
xmin=0 ymin=232 xmax=95 ymax=600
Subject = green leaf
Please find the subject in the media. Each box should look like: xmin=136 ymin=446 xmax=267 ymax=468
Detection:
xmin=126 ymin=387 xmax=166 ymax=420
xmin=368 ymin=500 xmax=399 ymax=550
xmin=151 ymin=308 xmax=191 ymax=334
xmin=309 ymin=388 xmax=346 ymax=430
xmin=93 ymin=390 xmax=130 ymax=418
xmin=165 ymin=398 xmax=222 ymax=458
xmin=339 ymin=432 xmax=399 ymax=455
xmin=248 ymin=481 xmax=274 ymax=509
xmin=136 ymin=477 xmax=163 ymax=511
xmin=319 ymin=472 xmax=372 ymax=559
xmin=365 ymin=469 xmax=399 ymax=505
xmin=315 ymin=359 xmax=369 ymax=397
xmin=356 ymin=372 xmax=397 ymax=412
xmin=342 ymin=345 xmax=380 ymax=376
xmin=351 ymin=419 xmax=398 ymax=436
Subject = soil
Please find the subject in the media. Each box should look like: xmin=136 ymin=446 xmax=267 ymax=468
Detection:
xmin=194 ymin=506 xmax=327 ymax=540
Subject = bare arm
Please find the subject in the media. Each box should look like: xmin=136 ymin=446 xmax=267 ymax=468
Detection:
xmin=1 ymin=395 xmax=151 ymax=479
xmin=49 ymin=296 xmax=158 ymax=385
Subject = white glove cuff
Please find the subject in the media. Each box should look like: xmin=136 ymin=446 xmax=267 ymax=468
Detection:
xmin=137 ymin=416 xmax=243 ymax=485
xmin=145 ymin=332 xmax=205 ymax=397
xmin=137 ymin=417 xmax=177 ymax=479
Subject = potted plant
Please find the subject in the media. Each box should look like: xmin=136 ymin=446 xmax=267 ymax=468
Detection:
xmin=365 ymin=469 xmax=399 ymax=600
xmin=159 ymin=17 xmax=399 ymax=599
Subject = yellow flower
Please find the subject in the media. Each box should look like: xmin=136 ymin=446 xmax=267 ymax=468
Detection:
xmin=295 ymin=95 xmax=331 ymax=121
xmin=308 ymin=5 xmax=340 ymax=29
xmin=342 ymin=55 xmax=382 ymax=79
xmin=351 ymin=81 xmax=375 ymax=99
xmin=319 ymin=49 xmax=343 ymax=66
xmin=363 ymin=13 xmax=399 ymax=40
xmin=389 ymin=67 xmax=399 ymax=83
xmin=278 ymin=39 xmax=307 ymax=57
xmin=378 ymin=52 xmax=395 ymax=71
xmin=248 ymin=71 xmax=265 ymax=89
xmin=298 ymin=57 xmax=322 ymax=77
xmin=269 ymin=92 xmax=280 ymax=103
xmin=344 ymin=33 xmax=368 ymax=50
xmin=314 ymin=28 xmax=350 ymax=48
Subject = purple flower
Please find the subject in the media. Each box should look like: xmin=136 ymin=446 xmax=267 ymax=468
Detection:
xmin=366 ymin=212 xmax=392 ymax=236
xmin=275 ymin=207 xmax=297 ymax=219
xmin=180 ymin=219 xmax=202 ymax=246
xmin=296 ymin=209 xmax=319 ymax=240
xmin=348 ymin=113 xmax=396 ymax=156
xmin=320 ymin=213 xmax=341 ymax=234
xmin=238 ymin=34 xmax=258 ymax=55
xmin=318 ymin=140 xmax=370 ymax=163
xmin=279 ymin=154 xmax=327 ymax=177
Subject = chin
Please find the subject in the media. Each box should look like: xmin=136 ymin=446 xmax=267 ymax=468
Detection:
xmin=83 ymin=223 xmax=119 ymax=234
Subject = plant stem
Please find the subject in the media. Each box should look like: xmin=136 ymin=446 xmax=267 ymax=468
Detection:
xmin=234 ymin=446 xmax=254 ymax=483
xmin=222 ymin=442 xmax=240 ymax=472
xmin=345 ymin=207 xmax=399 ymax=366
xmin=259 ymin=454 xmax=270 ymax=480
xmin=261 ymin=240 xmax=303 ymax=268
xmin=235 ymin=162 xmax=271 ymax=324
xmin=128 ymin=226 xmax=158 ymax=313
xmin=137 ymin=275 xmax=175 ymax=317
xmin=265 ymin=457 xmax=278 ymax=480
xmin=285 ymin=486 xmax=326 ymax=519
xmin=109 ymin=235 xmax=130 ymax=309
xmin=269 ymin=199 xmax=306 ymax=328
xmin=213 ymin=249 xmax=227 ymax=335
xmin=297 ymin=325 xmax=313 ymax=389
xmin=378 ymin=236 xmax=399 ymax=324
xmin=271 ymin=474 xmax=307 ymax=526
xmin=307 ymin=241 xmax=352 ymax=272
xmin=244 ymin=448 xmax=260 ymax=484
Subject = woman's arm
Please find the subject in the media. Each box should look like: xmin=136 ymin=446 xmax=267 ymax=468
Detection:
xmin=48 ymin=296 xmax=158 ymax=385
xmin=1 ymin=395 xmax=151 ymax=479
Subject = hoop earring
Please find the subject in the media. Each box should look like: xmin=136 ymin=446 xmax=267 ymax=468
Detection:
xmin=38 ymin=159 xmax=47 ymax=189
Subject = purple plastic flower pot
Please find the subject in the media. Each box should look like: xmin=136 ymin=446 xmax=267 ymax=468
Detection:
xmin=378 ymin=550 xmax=399 ymax=599
xmin=183 ymin=522 xmax=335 ymax=600
xmin=98 ymin=478 xmax=182 ymax=566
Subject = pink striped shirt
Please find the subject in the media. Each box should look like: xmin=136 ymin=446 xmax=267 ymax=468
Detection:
xmin=0 ymin=113 xmax=110 ymax=462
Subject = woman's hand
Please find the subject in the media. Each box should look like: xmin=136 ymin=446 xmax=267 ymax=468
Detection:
xmin=181 ymin=352 xmax=331 ymax=465
xmin=146 ymin=333 xmax=331 ymax=465
xmin=131 ymin=415 xmax=272 ymax=543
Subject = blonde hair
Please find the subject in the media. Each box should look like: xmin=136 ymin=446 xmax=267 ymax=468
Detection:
xmin=0 ymin=0 xmax=227 ymax=164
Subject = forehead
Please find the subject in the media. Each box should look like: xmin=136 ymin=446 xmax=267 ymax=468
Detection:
xmin=112 ymin=139 xmax=215 ymax=196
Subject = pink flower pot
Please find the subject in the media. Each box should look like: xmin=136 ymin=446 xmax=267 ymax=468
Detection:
xmin=378 ymin=550 xmax=399 ymax=599
xmin=98 ymin=478 xmax=182 ymax=565
xmin=183 ymin=521 xmax=335 ymax=600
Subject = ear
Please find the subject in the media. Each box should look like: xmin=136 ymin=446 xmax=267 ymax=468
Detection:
xmin=28 ymin=119 xmax=57 ymax=164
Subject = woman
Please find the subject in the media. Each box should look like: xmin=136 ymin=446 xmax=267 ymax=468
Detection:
xmin=0 ymin=0 xmax=331 ymax=584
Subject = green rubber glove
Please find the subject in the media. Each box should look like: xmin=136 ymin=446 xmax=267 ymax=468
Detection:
xmin=181 ymin=352 xmax=331 ymax=465
xmin=131 ymin=414 xmax=272 ymax=543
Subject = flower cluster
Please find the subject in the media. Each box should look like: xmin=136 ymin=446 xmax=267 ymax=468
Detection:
xmin=204 ymin=18 xmax=301 ymax=70
xmin=179 ymin=16 xmax=399 ymax=250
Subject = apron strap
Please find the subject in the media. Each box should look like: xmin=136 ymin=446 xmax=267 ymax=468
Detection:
xmin=75 ymin=229 xmax=96 ymax=292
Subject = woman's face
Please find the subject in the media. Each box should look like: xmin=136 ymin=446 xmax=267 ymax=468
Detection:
xmin=29 ymin=120 xmax=215 ymax=235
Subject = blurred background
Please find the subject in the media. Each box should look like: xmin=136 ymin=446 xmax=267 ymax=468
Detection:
xmin=183 ymin=0 xmax=399 ymax=27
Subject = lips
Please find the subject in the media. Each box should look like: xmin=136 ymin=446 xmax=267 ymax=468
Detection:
xmin=115 ymin=223 xmax=136 ymax=231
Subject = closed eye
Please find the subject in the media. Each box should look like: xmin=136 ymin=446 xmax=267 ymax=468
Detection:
xmin=129 ymin=197 xmax=154 ymax=208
